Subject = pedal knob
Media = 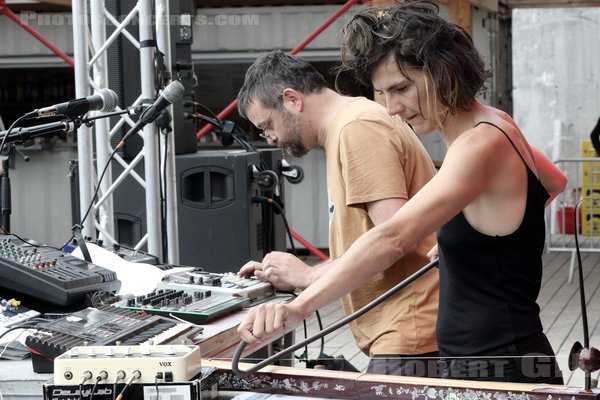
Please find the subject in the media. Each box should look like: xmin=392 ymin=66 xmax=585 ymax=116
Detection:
xmin=141 ymin=345 xmax=151 ymax=356
xmin=164 ymin=346 xmax=176 ymax=356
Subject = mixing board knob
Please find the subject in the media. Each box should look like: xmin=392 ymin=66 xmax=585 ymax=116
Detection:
xmin=105 ymin=347 xmax=115 ymax=357
xmin=123 ymin=346 xmax=132 ymax=357
xmin=69 ymin=348 xmax=79 ymax=358
xmin=87 ymin=347 xmax=97 ymax=357
xmin=164 ymin=346 xmax=176 ymax=356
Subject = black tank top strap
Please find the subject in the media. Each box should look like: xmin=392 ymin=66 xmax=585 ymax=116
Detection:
xmin=475 ymin=121 xmax=528 ymax=167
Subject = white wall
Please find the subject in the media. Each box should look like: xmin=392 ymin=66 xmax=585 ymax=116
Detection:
xmin=512 ymin=9 xmax=600 ymax=159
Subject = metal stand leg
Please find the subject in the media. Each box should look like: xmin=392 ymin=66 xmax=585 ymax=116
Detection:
xmin=568 ymin=250 xmax=576 ymax=283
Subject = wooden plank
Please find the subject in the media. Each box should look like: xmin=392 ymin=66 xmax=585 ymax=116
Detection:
xmin=540 ymin=253 xmax=597 ymax=330
xmin=540 ymin=251 xmax=570 ymax=295
xmin=538 ymin=252 xmax=581 ymax=309
xmin=448 ymin=0 xmax=472 ymax=35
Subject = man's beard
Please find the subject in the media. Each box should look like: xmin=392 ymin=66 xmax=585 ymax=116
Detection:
xmin=281 ymin=108 xmax=308 ymax=158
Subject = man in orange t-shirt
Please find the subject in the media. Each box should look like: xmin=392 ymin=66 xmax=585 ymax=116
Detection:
xmin=237 ymin=50 xmax=439 ymax=376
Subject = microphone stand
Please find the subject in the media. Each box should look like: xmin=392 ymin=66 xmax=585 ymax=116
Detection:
xmin=80 ymin=106 xmax=143 ymax=126
xmin=1 ymin=157 xmax=11 ymax=233
xmin=0 ymin=118 xmax=81 ymax=233
xmin=0 ymin=119 xmax=80 ymax=145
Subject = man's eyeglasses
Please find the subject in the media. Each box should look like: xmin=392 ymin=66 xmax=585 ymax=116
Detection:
xmin=258 ymin=108 xmax=274 ymax=140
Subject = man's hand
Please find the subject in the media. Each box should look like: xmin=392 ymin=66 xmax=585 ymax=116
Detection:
xmin=237 ymin=302 xmax=305 ymax=345
xmin=238 ymin=251 xmax=315 ymax=291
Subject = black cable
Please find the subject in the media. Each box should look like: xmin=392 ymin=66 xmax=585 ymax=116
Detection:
xmin=89 ymin=375 xmax=102 ymax=400
xmin=186 ymin=101 xmax=219 ymax=120
xmin=0 ymin=115 xmax=26 ymax=157
xmin=159 ymin=126 xmax=168 ymax=262
xmin=0 ymin=232 xmax=63 ymax=252
xmin=291 ymin=293 xmax=325 ymax=368
xmin=113 ymin=370 xmax=126 ymax=400
xmin=268 ymin=196 xmax=326 ymax=359
xmin=59 ymin=145 xmax=120 ymax=250
xmin=116 ymin=369 xmax=141 ymax=400
xmin=78 ymin=371 xmax=92 ymax=400
xmin=262 ymin=200 xmax=275 ymax=254
xmin=265 ymin=197 xmax=297 ymax=256
xmin=0 ymin=326 xmax=23 ymax=342
xmin=154 ymin=373 xmax=160 ymax=400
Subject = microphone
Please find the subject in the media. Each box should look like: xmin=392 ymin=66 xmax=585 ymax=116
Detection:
xmin=118 ymin=80 xmax=185 ymax=147
xmin=24 ymin=88 xmax=119 ymax=119
xmin=0 ymin=120 xmax=78 ymax=144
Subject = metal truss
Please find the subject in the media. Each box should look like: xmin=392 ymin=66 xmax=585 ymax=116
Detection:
xmin=72 ymin=0 xmax=179 ymax=263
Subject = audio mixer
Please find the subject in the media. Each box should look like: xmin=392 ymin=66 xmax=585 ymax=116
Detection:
xmin=0 ymin=235 xmax=121 ymax=305
xmin=159 ymin=269 xmax=275 ymax=301
xmin=0 ymin=298 xmax=40 ymax=332
xmin=25 ymin=306 xmax=201 ymax=373
xmin=114 ymin=288 xmax=249 ymax=324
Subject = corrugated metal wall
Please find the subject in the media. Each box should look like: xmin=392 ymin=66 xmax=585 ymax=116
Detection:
xmin=0 ymin=5 xmax=354 ymax=66
xmin=192 ymin=6 xmax=351 ymax=53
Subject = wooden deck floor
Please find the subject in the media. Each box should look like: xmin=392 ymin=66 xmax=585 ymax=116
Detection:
xmin=294 ymin=250 xmax=600 ymax=388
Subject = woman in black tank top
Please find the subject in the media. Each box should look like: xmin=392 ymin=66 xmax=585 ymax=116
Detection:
xmin=236 ymin=0 xmax=568 ymax=385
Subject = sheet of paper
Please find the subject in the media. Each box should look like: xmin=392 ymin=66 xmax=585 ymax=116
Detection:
xmin=0 ymin=328 xmax=35 ymax=360
xmin=71 ymin=243 xmax=192 ymax=296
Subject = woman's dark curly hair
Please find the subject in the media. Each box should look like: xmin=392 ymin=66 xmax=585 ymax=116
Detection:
xmin=337 ymin=0 xmax=491 ymax=114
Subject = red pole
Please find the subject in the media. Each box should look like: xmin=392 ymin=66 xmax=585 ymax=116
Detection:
xmin=289 ymin=0 xmax=359 ymax=55
xmin=291 ymin=229 xmax=329 ymax=261
xmin=196 ymin=0 xmax=360 ymax=141
xmin=0 ymin=0 xmax=75 ymax=67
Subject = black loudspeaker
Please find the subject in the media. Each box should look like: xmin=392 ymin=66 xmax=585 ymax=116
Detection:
xmin=105 ymin=0 xmax=197 ymax=159
xmin=70 ymin=149 xmax=286 ymax=272
xmin=176 ymin=150 xmax=264 ymax=272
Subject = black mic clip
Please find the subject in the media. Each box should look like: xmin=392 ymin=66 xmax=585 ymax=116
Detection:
xmin=155 ymin=109 xmax=173 ymax=134
xmin=0 ymin=142 xmax=31 ymax=162
xmin=11 ymin=145 xmax=30 ymax=162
